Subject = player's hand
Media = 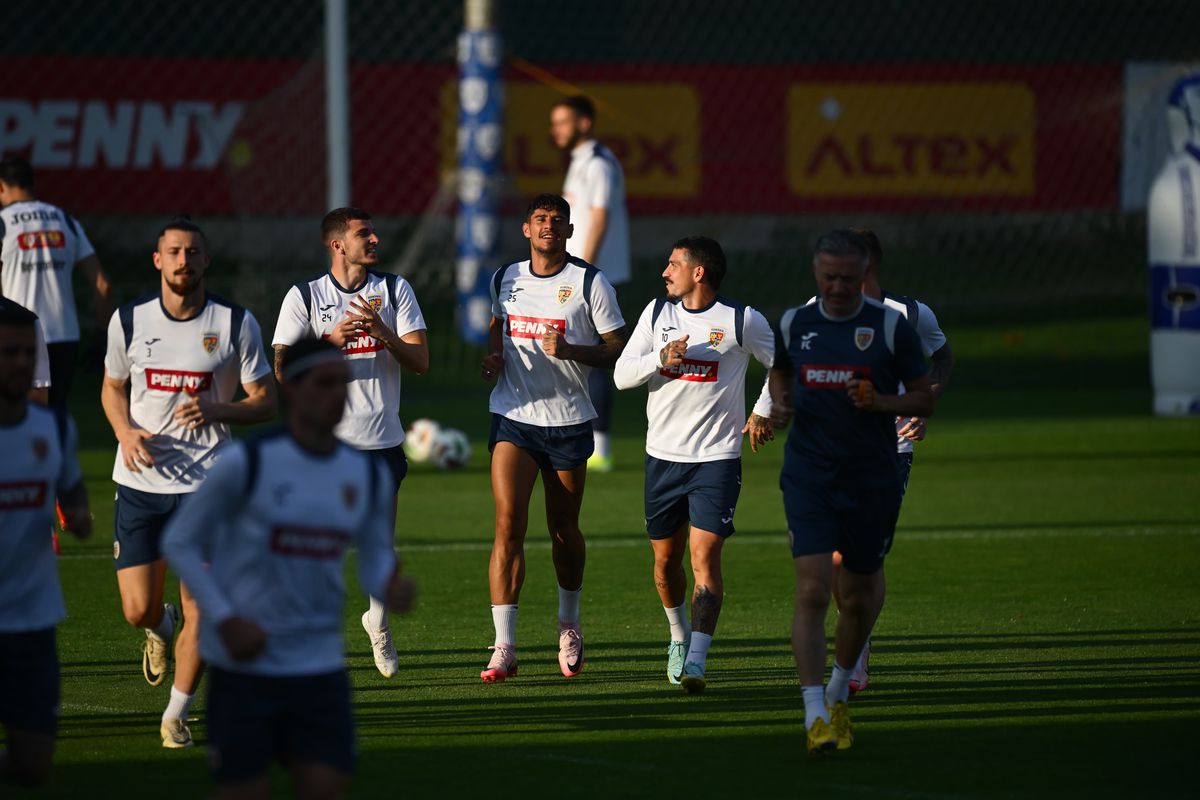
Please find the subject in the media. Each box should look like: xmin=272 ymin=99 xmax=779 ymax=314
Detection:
xmin=174 ymin=390 xmax=215 ymax=430
xmin=347 ymin=296 xmax=395 ymax=343
xmin=386 ymin=573 xmax=417 ymax=614
xmin=659 ymin=334 xmax=689 ymax=367
xmin=847 ymin=377 xmax=876 ymax=411
xmin=60 ymin=504 xmax=93 ymax=540
xmin=117 ymin=427 xmax=155 ymax=472
xmin=326 ymin=313 xmax=364 ymax=347
xmin=897 ymin=416 xmax=926 ymax=441
xmin=541 ymin=328 xmax=572 ymax=360
xmin=480 ymin=351 xmax=503 ymax=381
xmin=742 ymin=413 xmax=774 ymax=453
xmin=219 ymin=617 xmax=268 ymax=662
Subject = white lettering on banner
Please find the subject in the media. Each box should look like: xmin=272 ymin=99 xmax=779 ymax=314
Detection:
xmin=0 ymin=99 xmax=245 ymax=170
xmin=145 ymin=369 xmax=214 ymax=392
xmin=659 ymin=358 xmax=719 ymax=382
xmin=506 ymin=316 xmax=566 ymax=338
xmin=801 ymin=364 xmax=871 ymax=389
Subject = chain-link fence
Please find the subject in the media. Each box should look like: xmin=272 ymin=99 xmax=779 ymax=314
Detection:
xmin=3 ymin=0 xmax=1199 ymax=380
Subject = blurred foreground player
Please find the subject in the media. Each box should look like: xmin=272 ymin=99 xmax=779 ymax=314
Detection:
xmin=767 ymin=230 xmax=934 ymax=753
xmin=479 ymin=194 xmax=627 ymax=681
xmin=614 ymin=236 xmax=774 ymax=692
xmin=102 ymin=218 xmax=276 ymax=747
xmin=164 ymin=338 xmax=415 ymax=800
xmin=0 ymin=303 xmax=91 ymax=788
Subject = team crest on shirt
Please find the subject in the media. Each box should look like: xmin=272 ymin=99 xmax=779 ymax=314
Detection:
xmin=343 ymin=485 xmax=358 ymax=508
xmin=31 ymin=437 xmax=48 ymax=462
xmin=854 ymin=327 xmax=875 ymax=351
xmin=367 ymin=295 xmax=383 ymax=313
xmin=202 ymin=333 xmax=219 ymax=354
xmin=708 ymin=328 xmax=726 ymax=348
xmin=556 ymin=285 xmax=574 ymax=305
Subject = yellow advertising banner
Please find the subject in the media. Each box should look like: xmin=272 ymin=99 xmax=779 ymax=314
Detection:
xmin=442 ymin=81 xmax=701 ymax=197
xmin=786 ymin=83 xmax=1036 ymax=197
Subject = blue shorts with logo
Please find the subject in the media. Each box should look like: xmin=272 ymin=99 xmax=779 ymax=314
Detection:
xmin=781 ymin=467 xmax=901 ymax=575
xmin=488 ymin=414 xmax=593 ymax=471
xmin=644 ymin=456 xmax=742 ymax=539
xmin=113 ymin=485 xmax=194 ymax=569
xmin=206 ymin=667 xmax=355 ymax=783
xmin=0 ymin=628 xmax=59 ymax=735
xmin=368 ymin=444 xmax=409 ymax=493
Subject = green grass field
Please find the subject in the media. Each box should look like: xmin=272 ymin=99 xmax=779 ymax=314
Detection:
xmin=23 ymin=315 xmax=1200 ymax=798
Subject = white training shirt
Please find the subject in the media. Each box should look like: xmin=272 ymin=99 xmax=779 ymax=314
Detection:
xmin=616 ymin=296 xmax=775 ymax=462
xmin=0 ymin=405 xmax=82 ymax=632
xmin=0 ymin=199 xmax=96 ymax=342
xmin=104 ymin=293 xmax=272 ymax=494
xmin=273 ymin=270 xmax=426 ymax=450
xmin=563 ymin=140 xmax=632 ymax=286
xmin=162 ymin=431 xmax=397 ymax=676
xmin=489 ymin=256 xmax=626 ymax=426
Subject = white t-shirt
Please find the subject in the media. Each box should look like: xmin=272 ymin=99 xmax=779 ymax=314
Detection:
xmin=104 ymin=293 xmax=272 ymax=494
xmin=162 ymin=432 xmax=397 ymax=676
xmin=563 ymin=140 xmax=631 ymax=286
xmin=489 ymin=256 xmax=625 ymax=426
xmin=0 ymin=200 xmax=96 ymax=342
xmin=0 ymin=405 xmax=81 ymax=632
xmin=273 ymin=270 xmax=426 ymax=450
xmin=616 ymin=296 xmax=775 ymax=462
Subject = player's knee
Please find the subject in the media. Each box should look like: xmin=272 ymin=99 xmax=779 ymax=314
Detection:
xmin=794 ymin=579 xmax=831 ymax=612
xmin=122 ymin=600 xmax=160 ymax=629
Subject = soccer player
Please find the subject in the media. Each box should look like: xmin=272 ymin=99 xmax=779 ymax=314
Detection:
xmin=101 ymin=217 xmax=277 ymax=748
xmin=835 ymin=227 xmax=956 ymax=694
xmin=272 ymin=207 xmax=428 ymax=679
xmin=162 ymin=338 xmax=415 ymax=800
xmin=551 ymin=95 xmax=631 ymax=472
xmin=614 ymin=236 xmax=774 ymax=693
xmin=0 ymin=302 xmax=91 ymax=788
xmin=479 ymin=193 xmax=628 ymax=682
xmin=0 ymin=297 xmax=51 ymax=405
xmin=767 ymin=230 xmax=934 ymax=753
xmin=0 ymin=155 xmax=112 ymax=413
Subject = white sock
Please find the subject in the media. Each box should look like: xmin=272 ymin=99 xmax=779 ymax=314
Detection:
xmin=802 ymin=685 xmax=829 ymax=728
xmin=147 ymin=604 xmax=174 ymax=641
xmin=685 ymin=631 xmax=712 ymax=668
xmin=492 ymin=604 xmax=517 ymax=647
xmin=365 ymin=595 xmax=388 ymax=631
xmin=664 ymin=605 xmax=690 ymax=642
xmin=162 ymin=686 xmax=194 ymax=723
xmin=593 ymin=431 xmax=611 ymax=459
xmin=557 ymin=585 xmax=581 ymax=627
xmin=826 ymin=662 xmax=852 ymax=706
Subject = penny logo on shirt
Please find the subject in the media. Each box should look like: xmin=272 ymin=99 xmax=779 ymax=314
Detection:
xmin=557 ymin=285 xmax=574 ymax=305
xmin=202 ymin=333 xmax=219 ymax=354
xmin=708 ymin=328 xmax=726 ymax=348
xmin=854 ymin=327 xmax=875 ymax=351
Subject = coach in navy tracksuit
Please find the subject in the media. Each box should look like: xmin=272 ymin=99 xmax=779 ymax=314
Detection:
xmin=766 ymin=229 xmax=935 ymax=754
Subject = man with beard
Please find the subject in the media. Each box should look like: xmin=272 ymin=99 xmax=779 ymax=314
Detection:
xmin=101 ymin=217 xmax=276 ymax=748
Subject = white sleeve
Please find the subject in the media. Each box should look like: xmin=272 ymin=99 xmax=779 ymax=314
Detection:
xmin=103 ymin=309 xmax=131 ymax=380
xmin=743 ymin=307 xmax=775 ymax=369
xmin=391 ymin=278 xmax=427 ymax=338
xmin=356 ymin=457 xmax=398 ymax=601
xmin=489 ymin=267 xmax=505 ymax=319
xmin=162 ymin=445 xmax=245 ymax=626
xmin=33 ymin=319 xmax=51 ymax=388
xmin=584 ymin=157 xmax=616 ymax=210
xmin=238 ymin=312 xmax=272 ymax=383
xmin=914 ymin=301 xmax=947 ymax=358
xmin=57 ymin=415 xmax=83 ymax=491
xmin=614 ymin=301 xmax=661 ymax=390
xmin=272 ymin=286 xmax=313 ymax=347
xmin=587 ymin=271 xmax=625 ymax=336
xmin=750 ymin=373 xmax=773 ymax=419
xmin=71 ymin=216 xmax=96 ymax=261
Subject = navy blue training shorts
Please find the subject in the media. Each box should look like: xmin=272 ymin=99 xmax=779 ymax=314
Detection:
xmin=781 ymin=469 xmax=901 ymax=575
xmin=369 ymin=444 xmax=409 ymax=493
xmin=113 ymin=485 xmax=193 ymax=569
xmin=488 ymin=414 xmax=593 ymax=471
xmin=0 ymin=628 xmax=60 ymax=735
xmin=206 ymin=667 xmax=355 ymax=784
xmin=644 ymin=456 xmax=741 ymax=538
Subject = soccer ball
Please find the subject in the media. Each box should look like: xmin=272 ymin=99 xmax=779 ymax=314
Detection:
xmin=403 ymin=418 xmax=441 ymax=464
xmin=430 ymin=428 xmax=472 ymax=470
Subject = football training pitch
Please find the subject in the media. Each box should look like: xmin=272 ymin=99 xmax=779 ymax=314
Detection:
xmin=35 ymin=316 xmax=1198 ymax=798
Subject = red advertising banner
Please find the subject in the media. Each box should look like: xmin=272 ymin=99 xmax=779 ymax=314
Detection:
xmin=0 ymin=58 xmax=1119 ymax=215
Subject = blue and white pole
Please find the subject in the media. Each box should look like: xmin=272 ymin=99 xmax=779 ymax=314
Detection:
xmin=1148 ymin=73 xmax=1200 ymax=415
xmin=455 ymin=3 xmax=503 ymax=345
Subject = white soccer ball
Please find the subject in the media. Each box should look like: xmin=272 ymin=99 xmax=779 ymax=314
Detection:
xmin=431 ymin=428 xmax=472 ymax=470
xmin=403 ymin=418 xmax=442 ymax=464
